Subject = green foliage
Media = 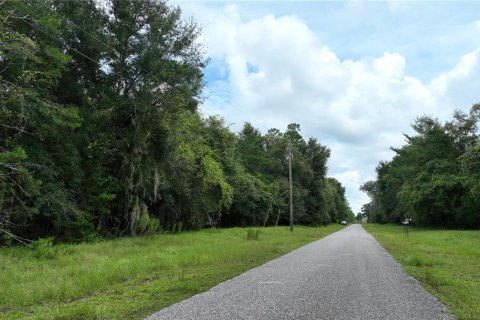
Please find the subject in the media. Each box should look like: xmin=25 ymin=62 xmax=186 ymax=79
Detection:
xmin=224 ymin=122 xmax=351 ymax=228
xmin=362 ymin=106 xmax=480 ymax=228
xmin=459 ymin=143 xmax=480 ymax=195
xmin=201 ymin=154 xmax=234 ymax=213
xmin=404 ymin=255 xmax=434 ymax=267
xmin=171 ymin=222 xmax=184 ymax=234
xmin=0 ymin=0 xmax=351 ymax=245
xmin=50 ymin=105 xmax=82 ymax=128
xmin=31 ymin=237 xmax=57 ymax=259
xmin=137 ymin=211 xmax=150 ymax=235
xmin=146 ymin=218 xmax=161 ymax=234
xmin=246 ymin=228 xmax=261 ymax=240
xmin=0 ymin=146 xmax=40 ymax=245
xmin=460 ymin=143 xmax=480 ymax=177
xmin=0 ymin=147 xmax=27 ymax=162
xmin=34 ymin=184 xmax=94 ymax=242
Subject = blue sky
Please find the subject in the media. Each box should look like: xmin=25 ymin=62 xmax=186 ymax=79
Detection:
xmin=173 ymin=0 xmax=480 ymax=213
xmin=188 ymin=1 xmax=480 ymax=81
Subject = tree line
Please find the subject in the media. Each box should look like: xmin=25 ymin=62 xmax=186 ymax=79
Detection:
xmin=359 ymin=105 xmax=480 ymax=228
xmin=0 ymin=0 xmax=353 ymax=244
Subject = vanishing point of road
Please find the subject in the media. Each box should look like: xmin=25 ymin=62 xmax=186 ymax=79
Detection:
xmin=147 ymin=224 xmax=455 ymax=320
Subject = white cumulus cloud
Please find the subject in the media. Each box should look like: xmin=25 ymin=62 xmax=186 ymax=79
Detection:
xmin=185 ymin=4 xmax=480 ymax=213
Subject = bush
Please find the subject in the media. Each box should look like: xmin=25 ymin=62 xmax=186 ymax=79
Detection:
xmin=0 ymin=230 xmax=14 ymax=247
xmin=35 ymin=185 xmax=94 ymax=242
xmin=31 ymin=237 xmax=58 ymax=259
xmin=171 ymin=222 xmax=183 ymax=234
xmin=404 ymin=255 xmax=435 ymax=267
xmin=137 ymin=211 xmax=150 ymax=234
xmin=146 ymin=218 xmax=161 ymax=234
xmin=246 ymin=229 xmax=260 ymax=240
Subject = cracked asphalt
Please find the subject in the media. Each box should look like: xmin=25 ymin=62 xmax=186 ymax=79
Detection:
xmin=146 ymin=224 xmax=455 ymax=320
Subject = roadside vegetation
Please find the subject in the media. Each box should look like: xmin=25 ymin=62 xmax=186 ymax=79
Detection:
xmin=364 ymin=224 xmax=480 ymax=320
xmin=0 ymin=0 xmax=353 ymax=246
xmin=358 ymin=104 xmax=480 ymax=229
xmin=0 ymin=225 xmax=343 ymax=319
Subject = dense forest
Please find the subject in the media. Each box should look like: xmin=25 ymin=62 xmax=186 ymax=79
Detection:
xmin=359 ymin=105 xmax=480 ymax=228
xmin=0 ymin=0 xmax=353 ymax=244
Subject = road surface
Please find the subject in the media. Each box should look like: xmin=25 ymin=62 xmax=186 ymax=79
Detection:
xmin=146 ymin=224 xmax=455 ymax=320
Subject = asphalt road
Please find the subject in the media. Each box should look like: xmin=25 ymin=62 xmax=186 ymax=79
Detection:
xmin=146 ymin=224 xmax=455 ymax=320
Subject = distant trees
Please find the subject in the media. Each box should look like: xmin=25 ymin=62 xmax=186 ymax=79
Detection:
xmin=0 ymin=0 xmax=352 ymax=244
xmin=360 ymin=105 xmax=480 ymax=228
xmin=222 ymin=122 xmax=354 ymax=227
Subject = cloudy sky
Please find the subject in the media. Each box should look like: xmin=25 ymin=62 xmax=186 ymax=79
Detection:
xmin=173 ymin=0 xmax=480 ymax=213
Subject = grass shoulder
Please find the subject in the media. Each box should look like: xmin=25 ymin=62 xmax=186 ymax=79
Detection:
xmin=0 ymin=225 xmax=343 ymax=320
xmin=363 ymin=224 xmax=480 ymax=320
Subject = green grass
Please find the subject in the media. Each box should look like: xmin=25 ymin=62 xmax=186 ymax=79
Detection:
xmin=363 ymin=224 xmax=480 ymax=320
xmin=0 ymin=225 xmax=343 ymax=319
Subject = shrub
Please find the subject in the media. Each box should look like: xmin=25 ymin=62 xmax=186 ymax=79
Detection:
xmin=31 ymin=237 xmax=58 ymax=259
xmin=404 ymin=255 xmax=434 ymax=267
xmin=137 ymin=211 xmax=150 ymax=234
xmin=146 ymin=218 xmax=161 ymax=234
xmin=246 ymin=229 xmax=260 ymax=240
xmin=172 ymin=222 xmax=183 ymax=234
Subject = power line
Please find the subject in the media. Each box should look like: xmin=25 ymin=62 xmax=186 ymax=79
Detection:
xmin=27 ymin=0 xmax=212 ymax=109
xmin=203 ymin=86 xmax=257 ymax=122
xmin=19 ymin=17 xmax=128 ymax=85
xmin=16 ymin=16 xmax=203 ymax=125
xmin=17 ymin=2 xmax=264 ymax=132
xmin=0 ymin=78 xmax=61 ymax=111
xmin=28 ymin=1 xmax=263 ymax=128
xmin=29 ymin=0 xmax=155 ymax=78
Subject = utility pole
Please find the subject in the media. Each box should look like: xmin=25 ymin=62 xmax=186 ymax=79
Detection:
xmin=372 ymin=194 xmax=376 ymax=224
xmin=288 ymin=138 xmax=293 ymax=232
